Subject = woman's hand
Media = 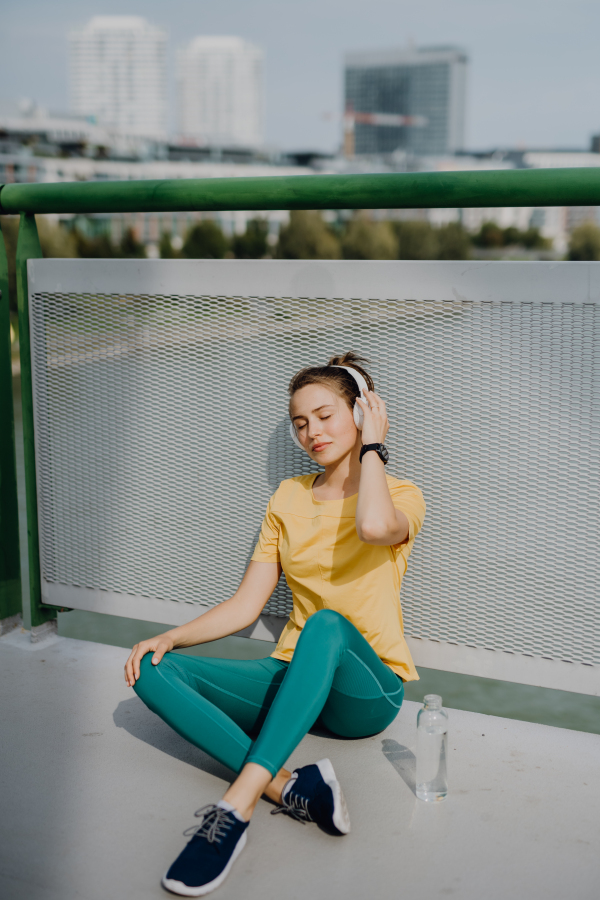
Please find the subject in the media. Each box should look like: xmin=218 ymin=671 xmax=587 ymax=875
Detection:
xmin=356 ymin=390 xmax=390 ymax=445
xmin=124 ymin=633 xmax=174 ymax=687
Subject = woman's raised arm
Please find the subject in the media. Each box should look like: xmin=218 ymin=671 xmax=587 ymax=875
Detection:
xmin=124 ymin=560 xmax=281 ymax=686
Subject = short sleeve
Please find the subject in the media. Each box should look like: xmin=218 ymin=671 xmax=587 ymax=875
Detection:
xmin=388 ymin=480 xmax=426 ymax=550
xmin=251 ymin=496 xmax=281 ymax=563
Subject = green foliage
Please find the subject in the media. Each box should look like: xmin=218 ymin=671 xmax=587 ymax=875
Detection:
xmin=74 ymin=226 xmax=146 ymax=258
xmin=472 ymin=221 xmax=505 ymax=248
xmin=232 ymin=219 xmax=270 ymax=259
xmin=519 ymin=227 xmax=551 ymax=250
xmin=341 ymin=215 xmax=397 ymax=260
xmin=0 ymin=217 xmax=19 ymax=311
xmin=276 ymin=210 xmax=341 ymax=260
xmin=159 ymin=232 xmax=181 ymax=259
xmin=473 ymin=221 xmax=551 ymax=250
xmin=74 ymin=232 xmax=117 ymax=258
xmin=1 ymin=215 xmax=80 ymax=311
xmin=37 ymin=217 xmax=79 ymax=258
xmin=437 ymin=222 xmax=472 ymax=260
xmin=183 ymin=220 xmax=229 ymax=259
xmin=392 ymin=221 xmax=439 ymax=259
xmin=119 ymin=227 xmax=146 ymax=258
xmin=567 ymin=222 xmax=600 ymax=261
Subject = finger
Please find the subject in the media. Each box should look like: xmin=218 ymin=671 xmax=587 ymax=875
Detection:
xmin=125 ymin=648 xmax=137 ymax=686
xmin=133 ymin=648 xmax=146 ymax=682
xmin=151 ymin=644 xmax=167 ymax=665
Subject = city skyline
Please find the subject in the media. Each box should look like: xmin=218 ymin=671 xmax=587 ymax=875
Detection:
xmin=177 ymin=35 xmax=264 ymax=147
xmin=69 ymin=16 xmax=168 ymax=137
xmin=1 ymin=0 xmax=599 ymax=152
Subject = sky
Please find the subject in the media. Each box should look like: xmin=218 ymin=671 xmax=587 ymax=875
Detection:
xmin=1 ymin=0 xmax=599 ymax=153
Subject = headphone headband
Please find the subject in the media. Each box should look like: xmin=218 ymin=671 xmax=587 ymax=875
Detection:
xmin=330 ymin=365 xmax=369 ymax=395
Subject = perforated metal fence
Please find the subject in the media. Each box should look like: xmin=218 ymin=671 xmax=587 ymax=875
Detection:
xmin=28 ymin=260 xmax=599 ymax=678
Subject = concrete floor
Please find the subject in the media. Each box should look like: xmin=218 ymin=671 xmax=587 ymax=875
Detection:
xmin=1 ymin=630 xmax=599 ymax=900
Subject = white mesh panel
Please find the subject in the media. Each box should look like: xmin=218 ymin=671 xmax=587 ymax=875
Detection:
xmin=29 ymin=263 xmax=599 ymax=671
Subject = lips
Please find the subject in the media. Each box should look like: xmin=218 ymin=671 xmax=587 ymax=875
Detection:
xmin=311 ymin=442 xmax=331 ymax=452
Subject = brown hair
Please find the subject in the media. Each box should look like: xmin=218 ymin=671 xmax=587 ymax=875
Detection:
xmin=288 ymin=351 xmax=375 ymax=414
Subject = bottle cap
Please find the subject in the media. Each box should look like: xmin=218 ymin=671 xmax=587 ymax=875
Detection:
xmin=423 ymin=694 xmax=442 ymax=709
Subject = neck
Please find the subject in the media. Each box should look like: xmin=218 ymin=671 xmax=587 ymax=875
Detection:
xmin=314 ymin=440 xmax=362 ymax=495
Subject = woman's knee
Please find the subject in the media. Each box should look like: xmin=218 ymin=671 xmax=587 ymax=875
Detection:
xmin=303 ymin=608 xmax=347 ymax=638
xmin=133 ymin=651 xmax=178 ymax=697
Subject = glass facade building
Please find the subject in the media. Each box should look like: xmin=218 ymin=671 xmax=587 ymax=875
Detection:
xmin=344 ymin=46 xmax=467 ymax=156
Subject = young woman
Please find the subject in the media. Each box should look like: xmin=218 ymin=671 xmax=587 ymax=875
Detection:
xmin=124 ymin=352 xmax=425 ymax=897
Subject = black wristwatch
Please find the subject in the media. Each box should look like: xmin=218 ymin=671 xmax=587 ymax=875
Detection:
xmin=359 ymin=443 xmax=389 ymax=465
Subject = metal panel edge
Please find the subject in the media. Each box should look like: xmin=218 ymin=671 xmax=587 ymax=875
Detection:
xmin=42 ymin=580 xmax=283 ymax=643
xmin=407 ymin=637 xmax=600 ymax=697
xmin=27 ymin=258 xmax=600 ymax=305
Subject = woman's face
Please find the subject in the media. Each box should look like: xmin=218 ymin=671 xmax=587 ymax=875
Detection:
xmin=289 ymin=383 xmax=359 ymax=465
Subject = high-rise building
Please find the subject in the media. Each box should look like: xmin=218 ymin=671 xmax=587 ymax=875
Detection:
xmin=69 ymin=16 xmax=167 ymax=138
xmin=177 ymin=36 xmax=264 ymax=148
xmin=344 ymin=45 xmax=468 ymax=156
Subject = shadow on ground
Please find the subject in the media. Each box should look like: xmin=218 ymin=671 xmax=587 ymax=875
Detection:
xmin=113 ymin=696 xmax=233 ymax=782
xmin=381 ymin=738 xmax=417 ymax=795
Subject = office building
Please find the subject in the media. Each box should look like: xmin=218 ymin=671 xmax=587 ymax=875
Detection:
xmin=69 ymin=16 xmax=167 ymax=138
xmin=344 ymin=45 xmax=467 ymax=156
xmin=177 ymin=36 xmax=264 ymax=147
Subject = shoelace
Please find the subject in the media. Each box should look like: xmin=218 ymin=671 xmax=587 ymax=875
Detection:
xmin=271 ymin=790 xmax=314 ymax=824
xmin=183 ymin=804 xmax=234 ymax=845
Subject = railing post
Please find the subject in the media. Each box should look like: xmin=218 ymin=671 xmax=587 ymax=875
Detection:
xmin=16 ymin=213 xmax=57 ymax=640
xmin=0 ymin=220 xmax=22 ymax=635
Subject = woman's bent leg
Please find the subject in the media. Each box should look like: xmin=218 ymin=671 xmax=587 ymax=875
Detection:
xmin=245 ymin=610 xmax=404 ymax=776
xmin=133 ymin=652 xmax=288 ymax=775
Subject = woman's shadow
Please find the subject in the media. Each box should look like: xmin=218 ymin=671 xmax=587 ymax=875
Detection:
xmin=113 ymin=695 xmax=368 ymax=783
xmin=113 ymin=696 xmax=234 ymax=782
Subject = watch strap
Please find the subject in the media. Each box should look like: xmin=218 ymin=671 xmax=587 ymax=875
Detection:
xmin=359 ymin=443 xmax=388 ymax=464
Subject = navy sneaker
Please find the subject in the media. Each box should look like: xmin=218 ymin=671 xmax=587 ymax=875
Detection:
xmin=162 ymin=802 xmax=248 ymax=896
xmin=271 ymin=758 xmax=350 ymax=835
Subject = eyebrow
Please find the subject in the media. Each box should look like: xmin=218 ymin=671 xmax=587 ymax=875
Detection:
xmin=291 ymin=404 xmax=335 ymax=422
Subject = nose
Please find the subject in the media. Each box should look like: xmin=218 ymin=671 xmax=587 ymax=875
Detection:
xmin=307 ymin=417 xmax=322 ymax=440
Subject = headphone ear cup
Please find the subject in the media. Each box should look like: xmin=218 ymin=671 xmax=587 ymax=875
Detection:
xmin=354 ymin=400 xmax=364 ymax=429
xmin=289 ymin=421 xmax=304 ymax=449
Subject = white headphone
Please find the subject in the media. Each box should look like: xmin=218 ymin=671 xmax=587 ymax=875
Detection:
xmin=289 ymin=365 xmax=369 ymax=450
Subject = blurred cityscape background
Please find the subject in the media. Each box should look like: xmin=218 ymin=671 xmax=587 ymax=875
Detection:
xmin=3 ymin=8 xmax=600 ymax=286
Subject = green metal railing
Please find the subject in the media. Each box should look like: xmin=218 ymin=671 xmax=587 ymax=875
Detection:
xmin=1 ymin=166 xmax=599 ymax=632
xmin=2 ymin=167 xmax=600 ymax=215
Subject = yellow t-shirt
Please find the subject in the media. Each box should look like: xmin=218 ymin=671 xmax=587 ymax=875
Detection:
xmin=251 ymin=473 xmax=426 ymax=681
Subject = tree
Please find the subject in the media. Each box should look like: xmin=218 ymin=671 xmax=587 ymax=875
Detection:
xmin=568 ymin=222 xmax=600 ymax=261
xmin=519 ymin=227 xmax=551 ymax=250
xmin=75 ymin=231 xmax=119 ymax=258
xmin=183 ymin=220 xmax=229 ymax=259
xmin=37 ymin=217 xmax=79 ymax=259
xmin=472 ymin=222 xmax=504 ymax=248
xmin=393 ymin=221 xmax=440 ymax=260
xmin=1 ymin=215 xmax=80 ymax=312
xmin=276 ymin=210 xmax=341 ymax=260
xmin=437 ymin=222 xmax=471 ymax=260
xmin=159 ymin=232 xmax=182 ymax=259
xmin=232 ymin=219 xmax=269 ymax=258
xmin=119 ymin=227 xmax=146 ymax=258
xmin=341 ymin=215 xmax=397 ymax=260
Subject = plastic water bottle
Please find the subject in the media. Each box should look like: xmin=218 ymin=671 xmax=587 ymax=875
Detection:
xmin=416 ymin=694 xmax=448 ymax=802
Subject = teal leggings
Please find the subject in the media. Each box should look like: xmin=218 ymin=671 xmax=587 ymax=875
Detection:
xmin=134 ymin=609 xmax=404 ymax=777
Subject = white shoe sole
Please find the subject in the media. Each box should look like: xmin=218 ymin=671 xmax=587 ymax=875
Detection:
xmin=161 ymin=830 xmax=247 ymax=896
xmin=315 ymin=758 xmax=351 ymax=835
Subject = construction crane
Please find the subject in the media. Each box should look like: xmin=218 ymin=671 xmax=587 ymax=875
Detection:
xmin=343 ymin=107 xmax=428 ymax=157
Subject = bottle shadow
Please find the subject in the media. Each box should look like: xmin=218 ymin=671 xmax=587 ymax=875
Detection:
xmin=381 ymin=738 xmax=417 ymax=796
